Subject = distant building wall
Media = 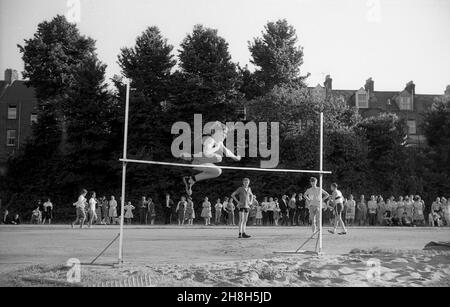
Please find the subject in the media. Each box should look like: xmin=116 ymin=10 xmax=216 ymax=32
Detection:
xmin=0 ymin=69 xmax=38 ymax=162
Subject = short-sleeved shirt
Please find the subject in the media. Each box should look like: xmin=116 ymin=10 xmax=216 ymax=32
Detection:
xmin=367 ymin=201 xmax=377 ymax=213
xmin=305 ymin=187 xmax=327 ymax=208
xmin=233 ymin=186 xmax=253 ymax=209
xmin=332 ymin=190 xmax=344 ymax=204
xmin=288 ymin=198 xmax=296 ymax=209
xmin=75 ymin=196 xmax=86 ymax=210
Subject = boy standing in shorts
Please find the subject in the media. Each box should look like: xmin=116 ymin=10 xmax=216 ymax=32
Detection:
xmin=304 ymin=177 xmax=330 ymax=234
xmin=231 ymin=178 xmax=254 ymax=239
xmin=328 ymin=183 xmax=347 ymax=235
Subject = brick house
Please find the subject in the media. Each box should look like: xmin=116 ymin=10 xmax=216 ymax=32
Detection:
xmin=0 ymin=69 xmax=38 ymax=162
xmin=311 ymin=75 xmax=448 ymax=146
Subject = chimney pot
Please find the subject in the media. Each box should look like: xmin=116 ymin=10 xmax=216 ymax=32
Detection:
xmin=445 ymin=85 xmax=450 ymax=96
xmin=365 ymin=77 xmax=374 ymax=94
xmin=4 ymin=69 xmax=19 ymax=85
xmin=405 ymin=81 xmax=415 ymax=94
xmin=324 ymin=74 xmax=332 ymax=92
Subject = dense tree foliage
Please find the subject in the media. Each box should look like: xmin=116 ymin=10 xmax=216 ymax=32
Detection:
xmin=249 ymin=19 xmax=309 ymax=93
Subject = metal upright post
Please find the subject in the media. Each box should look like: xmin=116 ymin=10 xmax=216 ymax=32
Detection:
xmin=318 ymin=112 xmax=324 ymax=254
xmin=118 ymin=79 xmax=130 ymax=263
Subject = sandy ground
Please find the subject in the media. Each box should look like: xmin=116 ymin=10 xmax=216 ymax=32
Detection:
xmin=0 ymin=225 xmax=449 ymax=286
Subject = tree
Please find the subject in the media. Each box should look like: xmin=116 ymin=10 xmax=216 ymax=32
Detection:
xmin=238 ymin=65 xmax=263 ymax=100
xmin=18 ymin=15 xmax=96 ymax=100
xmin=118 ymin=26 xmax=176 ymax=106
xmin=3 ymin=15 xmax=120 ymax=219
xmin=357 ymin=113 xmax=408 ymax=195
xmin=421 ymin=96 xmax=450 ymax=197
xmin=58 ymin=58 xmax=119 ymax=192
xmin=18 ymin=15 xmax=99 ymax=153
xmin=244 ymin=85 xmax=365 ymax=196
xmin=175 ymin=24 xmax=242 ymax=113
xmin=249 ymin=19 xmax=309 ymax=93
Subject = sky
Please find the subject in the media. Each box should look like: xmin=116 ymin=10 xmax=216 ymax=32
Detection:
xmin=1 ymin=0 xmax=449 ymax=94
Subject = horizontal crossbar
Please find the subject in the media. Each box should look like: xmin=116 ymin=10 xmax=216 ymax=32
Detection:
xmin=119 ymin=158 xmax=332 ymax=174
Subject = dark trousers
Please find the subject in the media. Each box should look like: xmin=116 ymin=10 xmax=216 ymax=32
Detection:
xmin=280 ymin=212 xmax=289 ymax=225
xmin=164 ymin=207 xmax=172 ymax=224
xmin=294 ymin=209 xmax=301 ymax=225
xmin=262 ymin=211 xmax=268 ymax=225
xmin=289 ymin=209 xmax=297 ymax=225
xmin=139 ymin=207 xmax=147 ymax=224
xmin=267 ymin=211 xmax=274 ymax=225
xmin=369 ymin=213 xmax=376 ymax=226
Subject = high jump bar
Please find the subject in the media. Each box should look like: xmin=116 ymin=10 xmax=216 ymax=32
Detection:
xmin=119 ymin=158 xmax=332 ymax=174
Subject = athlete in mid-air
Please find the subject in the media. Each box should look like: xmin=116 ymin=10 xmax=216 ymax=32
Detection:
xmin=182 ymin=122 xmax=241 ymax=196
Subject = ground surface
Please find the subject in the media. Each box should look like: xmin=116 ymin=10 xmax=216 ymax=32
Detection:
xmin=0 ymin=225 xmax=449 ymax=286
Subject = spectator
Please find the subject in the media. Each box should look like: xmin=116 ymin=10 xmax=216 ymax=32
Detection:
xmin=443 ymin=197 xmax=450 ymax=226
xmin=396 ymin=196 xmax=405 ymax=222
xmin=31 ymin=206 xmax=41 ymax=224
xmin=176 ymin=196 xmax=187 ymax=226
xmin=186 ymin=196 xmax=195 ymax=225
xmin=225 ymin=198 xmax=235 ymax=226
xmin=164 ymin=194 xmax=174 ymax=225
xmin=430 ymin=197 xmax=442 ymax=227
xmin=185 ymin=196 xmax=195 ymax=225
xmin=201 ymin=196 xmax=212 ymax=226
xmin=2 ymin=209 xmax=9 ymax=224
xmin=42 ymin=198 xmax=53 ymax=225
xmin=248 ymin=195 xmax=258 ymax=226
xmin=412 ymin=196 xmax=425 ymax=226
xmin=296 ymin=193 xmax=305 ymax=226
xmin=401 ymin=212 xmax=413 ymax=227
xmin=404 ymin=196 xmax=414 ymax=220
xmin=139 ymin=196 xmax=148 ymax=225
xmin=384 ymin=198 xmax=393 ymax=225
xmin=100 ymin=196 xmax=109 ymax=225
xmin=279 ymin=195 xmax=289 ymax=226
xmin=11 ymin=213 xmax=21 ymax=225
xmin=440 ymin=197 xmax=447 ymax=225
xmin=261 ymin=197 xmax=269 ymax=225
xmin=124 ymin=201 xmax=135 ymax=224
xmin=147 ymin=197 xmax=156 ymax=225
xmin=109 ymin=196 xmax=118 ymax=225
xmin=377 ymin=196 xmax=386 ymax=225
xmin=355 ymin=195 xmax=366 ymax=225
xmin=345 ymin=194 xmax=356 ymax=226
xmin=95 ymin=198 xmax=102 ymax=225
xmin=383 ymin=210 xmax=393 ymax=226
xmin=273 ymin=198 xmax=281 ymax=226
xmin=287 ymin=193 xmax=296 ymax=226
xmin=222 ymin=197 xmax=229 ymax=224
xmin=367 ymin=195 xmax=377 ymax=226
xmin=267 ymin=197 xmax=275 ymax=225
xmin=390 ymin=196 xmax=398 ymax=225
xmin=214 ymin=198 xmax=223 ymax=225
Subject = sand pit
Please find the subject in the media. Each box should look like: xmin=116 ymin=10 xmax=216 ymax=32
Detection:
xmin=0 ymin=225 xmax=449 ymax=286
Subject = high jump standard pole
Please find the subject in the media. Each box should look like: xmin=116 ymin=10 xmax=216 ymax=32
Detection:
xmin=118 ymin=79 xmax=130 ymax=264
xmin=318 ymin=112 xmax=324 ymax=254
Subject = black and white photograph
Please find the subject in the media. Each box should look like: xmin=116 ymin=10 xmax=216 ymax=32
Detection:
xmin=0 ymin=0 xmax=449 ymax=292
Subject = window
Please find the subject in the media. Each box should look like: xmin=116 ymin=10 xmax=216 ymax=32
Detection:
xmin=399 ymin=96 xmax=412 ymax=110
xmin=8 ymin=105 xmax=17 ymax=119
xmin=356 ymin=93 xmax=368 ymax=108
xmin=407 ymin=120 xmax=417 ymax=134
xmin=30 ymin=113 xmax=38 ymax=124
xmin=6 ymin=130 xmax=16 ymax=146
